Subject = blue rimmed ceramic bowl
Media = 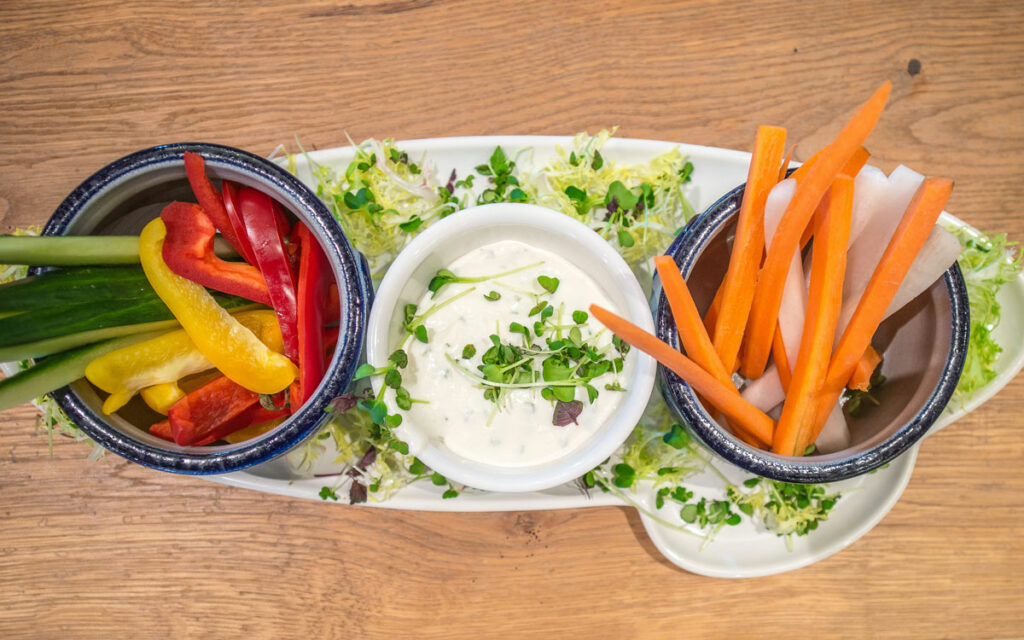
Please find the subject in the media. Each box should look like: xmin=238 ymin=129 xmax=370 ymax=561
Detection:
xmin=38 ymin=143 xmax=372 ymax=474
xmin=654 ymin=182 xmax=969 ymax=483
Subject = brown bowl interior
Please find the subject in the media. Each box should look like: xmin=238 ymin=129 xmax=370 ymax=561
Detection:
xmin=688 ymin=217 xmax=953 ymax=456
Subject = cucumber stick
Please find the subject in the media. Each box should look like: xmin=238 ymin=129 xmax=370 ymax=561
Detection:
xmin=0 ymin=235 xmax=237 ymax=265
xmin=0 ymin=331 xmax=164 ymax=412
xmin=0 ymin=295 xmax=255 ymax=361
xmin=0 ymin=266 xmax=153 ymax=312
xmin=0 ymin=319 xmax=183 ymax=363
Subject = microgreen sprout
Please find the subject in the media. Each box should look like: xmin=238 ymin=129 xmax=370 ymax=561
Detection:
xmin=428 ymin=261 xmax=544 ymax=297
xmin=475 ymin=146 xmax=531 ymax=204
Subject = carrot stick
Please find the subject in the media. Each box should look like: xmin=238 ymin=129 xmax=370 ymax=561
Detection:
xmin=655 ymin=256 xmax=732 ymax=383
xmin=788 ymin=147 xmax=824 ymax=183
xmin=778 ymin=144 xmax=797 ymax=181
xmin=741 ymin=82 xmax=891 ymax=380
xmin=702 ymin=280 xmax=724 ymax=339
xmin=590 ymin=304 xmax=775 ymax=447
xmin=711 ymin=125 xmax=787 ymax=374
xmin=801 ymin=177 xmax=954 ymax=451
xmin=771 ymin=326 xmax=792 ymax=391
xmin=773 ymin=176 xmax=853 ymax=456
xmin=847 ymin=345 xmax=881 ymax=391
xmin=790 ymin=145 xmax=867 ymax=184
xmin=799 ymin=146 xmax=872 ymax=248
xmin=654 ymin=257 xmax=766 ymax=447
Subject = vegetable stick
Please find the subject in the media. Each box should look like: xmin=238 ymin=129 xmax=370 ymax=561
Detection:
xmin=742 ymin=82 xmax=891 ymax=379
xmin=590 ymin=304 xmax=775 ymax=446
xmin=772 ymin=327 xmax=792 ymax=391
xmin=788 ymin=145 xmax=868 ymax=184
xmin=787 ymin=147 xmax=823 ymax=183
xmin=655 ymin=256 xmax=733 ymax=383
xmin=745 ymin=223 xmax=961 ymax=413
xmin=840 ymin=165 xmax=925 ymax=309
xmin=815 ymin=405 xmax=851 ymax=453
xmin=711 ymin=125 xmax=787 ymax=374
xmin=799 ymin=147 xmax=872 ymax=248
xmin=773 ymin=175 xmax=854 ymax=456
xmin=761 ymin=179 xmax=806 ymax=388
xmin=848 ymin=344 xmax=881 ymax=391
xmin=803 ymin=177 xmax=954 ymax=451
xmin=702 ymin=280 xmax=724 ymax=339
xmin=846 ymin=165 xmax=891 ymax=249
xmin=740 ymin=363 xmax=785 ymax=412
xmin=778 ymin=144 xmax=797 ymax=182
xmin=654 ymin=256 xmax=766 ymax=447
xmin=882 ymin=225 xmax=962 ymax=318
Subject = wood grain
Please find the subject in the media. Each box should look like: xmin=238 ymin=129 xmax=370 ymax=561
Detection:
xmin=2 ymin=1 xmax=1023 ymax=637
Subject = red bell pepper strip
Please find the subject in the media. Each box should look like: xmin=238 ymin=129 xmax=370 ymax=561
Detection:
xmin=160 ymin=202 xmax=273 ymax=306
xmin=295 ymin=222 xmax=333 ymax=405
xmin=166 ymin=375 xmax=290 ymax=446
xmin=183 ymin=152 xmax=250 ymax=260
xmin=221 ymin=180 xmax=259 ymax=265
xmin=237 ymin=187 xmax=300 ymax=362
xmin=150 ymin=419 xmax=174 ymax=442
xmin=326 ymin=284 xmax=340 ymax=326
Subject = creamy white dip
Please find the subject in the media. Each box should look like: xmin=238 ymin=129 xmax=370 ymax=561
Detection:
xmin=393 ymin=239 xmax=632 ymax=468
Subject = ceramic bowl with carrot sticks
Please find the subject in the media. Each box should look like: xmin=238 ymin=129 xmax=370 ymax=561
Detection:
xmin=652 ymin=179 xmax=969 ymax=483
xmin=31 ymin=143 xmax=373 ymax=474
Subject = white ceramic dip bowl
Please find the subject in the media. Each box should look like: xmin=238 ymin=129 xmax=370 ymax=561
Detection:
xmin=366 ymin=203 xmax=656 ymax=492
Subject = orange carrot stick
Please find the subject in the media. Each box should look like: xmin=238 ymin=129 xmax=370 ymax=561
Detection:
xmin=773 ymin=176 xmax=853 ymax=456
xmin=702 ymin=280 xmax=724 ymax=340
xmin=741 ymin=82 xmax=891 ymax=380
xmin=771 ymin=327 xmax=792 ymax=391
xmin=789 ymin=145 xmax=866 ymax=183
xmin=712 ymin=125 xmax=787 ymax=374
xmin=799 ymin=146 xmax=872 ymax=248
xmin=848 ymin=345 xmax=882 ymax=391
xmin=655 ymin=256 xmax=732 ymax=383
xmin=654 ymin=257 xmax=766 ymax=447
xmin=590 ymin=304 xmax=775 ymax=447
xmin=778 ymin=144 xmax=797 ymax=181
xmin=801 ymin=177 xmax=954 ymax=450
xmin=788 ymin=147 xmax=824 ymax=183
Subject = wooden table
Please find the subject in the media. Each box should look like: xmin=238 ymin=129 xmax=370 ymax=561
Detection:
xmin=2 ymin=1 xmax=1022 ymax=637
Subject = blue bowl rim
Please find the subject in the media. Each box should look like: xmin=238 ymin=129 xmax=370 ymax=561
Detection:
xmin=655 ymin=180 xmax=969 ymax=483
xmin=38 ymin=142 xmax=373 ymax=475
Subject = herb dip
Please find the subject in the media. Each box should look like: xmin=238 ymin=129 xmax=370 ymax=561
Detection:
xmin=395 ymin=239 xmax=632 ymax=468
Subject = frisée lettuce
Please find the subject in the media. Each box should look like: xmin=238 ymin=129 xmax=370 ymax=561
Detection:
xmin=949 ymin=226 xmax=1023 ymax=402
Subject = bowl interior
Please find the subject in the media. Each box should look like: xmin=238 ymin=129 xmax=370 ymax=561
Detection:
xmin=44 ymin=144 xmax=369 ymax=473
xmin=687 ymin=216 xmax=950 ymax=452
xmin=657 ymin=184 xmax=966 ymax=482
xmin=370 ymin=204 xmax=656 ymax=491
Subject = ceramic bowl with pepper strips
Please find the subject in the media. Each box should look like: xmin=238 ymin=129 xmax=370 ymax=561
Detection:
xmin=27 ymin=143 xmax=372 ymax=473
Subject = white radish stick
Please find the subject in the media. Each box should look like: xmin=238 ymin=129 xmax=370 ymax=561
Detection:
xmin=883 ymin=224 xmax=962 ymax=317
xmin=840 ymin=165 xmax=924 ymax=310
xmin=848 ymin=165 xmax=891 ymax=247
xmin=763 ymin=179 xmax=805 ymax=369
xmin=815 ymin=404 xmax=851 ymax=453
xmin=740 ymin=363 xmax=786 ymax=412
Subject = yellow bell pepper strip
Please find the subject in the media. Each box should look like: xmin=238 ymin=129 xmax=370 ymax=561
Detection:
xmin=222 ymin=417 xmax=287 ymax=444
xmin=140 ymin=382 xmax=185 ymax=415
xmin=138 ymin=217 xmax=297 ymax=395
xmin=85 ymin=310 xmax=287 ymax=415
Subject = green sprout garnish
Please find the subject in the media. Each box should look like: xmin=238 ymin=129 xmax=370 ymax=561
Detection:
xmin=475 ymin=146 xmax=530 ymax=204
